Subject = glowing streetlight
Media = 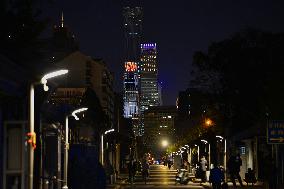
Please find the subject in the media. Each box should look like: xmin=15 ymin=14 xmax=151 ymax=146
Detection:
xmin=62 ymin=107 xmax=88 ymax=189
xmin=216 ymin=135 xmax=227 ymax=180
xmin=71 ymin=107 xmax=88 ymax=120
xmin=101 ymin=128 xmax=115 ymax=165
xmin=205 ymin=118 xmax=213 ymax=127
xmin=161 ymin=140 xmax=169 ymax=147
xmin=41 ymin=69 xmax=69 ymax=91
xmin=29 ymin=69 xmax=68 ymax=189
xmin=201 ymin=139 xmax=211 ymax=168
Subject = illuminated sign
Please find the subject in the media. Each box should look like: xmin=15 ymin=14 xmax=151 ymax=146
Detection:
xmin=125 ymin=62 xmax=137 ymax=72
xmin=267 ymin=120 xmax=284 ymax=144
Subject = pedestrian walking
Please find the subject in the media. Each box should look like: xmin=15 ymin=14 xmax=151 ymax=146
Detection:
xmin=209 ymin=163 xmax=224 ymax=189
xmin=168 ymin=160 xmax=172 ymax=170
xmin=127 ymin=158 xmax=136 ymax=184
xmin=182 ymin=159 xmax=190 ymax=172
xmin=141 ymin=159 xmax=150 ymax=184
xmin=228 ymin=154 xmax=244 ymax=187
xmin=200 ymin=156 xmax=208 ymax=182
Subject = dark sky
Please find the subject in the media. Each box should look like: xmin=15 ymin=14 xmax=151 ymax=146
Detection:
xmin=41 ymin=0 xmax=284 ymax=105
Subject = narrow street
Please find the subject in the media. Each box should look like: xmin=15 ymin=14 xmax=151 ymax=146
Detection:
xmin=109 ymin=165 xmax=266 ymax=189
xmin=117 ymin=165 xmax=204 ymax=188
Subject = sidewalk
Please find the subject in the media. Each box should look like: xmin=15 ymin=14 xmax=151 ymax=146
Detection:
xmin=201 ymin=181 xmax=265 ymax=188
xmin=106 ymin=173 xmax=128 ymax=189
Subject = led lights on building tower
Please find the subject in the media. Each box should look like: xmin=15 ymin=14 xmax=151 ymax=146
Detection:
xmin=123 ymin=7 xmax=143 ymax=61
xmin=122 ymin=7 xmax=142 ymax=130
xmin=123 ymin=62 xmax=139 ymax=118
xmin=140 ymin=43 xmax=160 ymax=112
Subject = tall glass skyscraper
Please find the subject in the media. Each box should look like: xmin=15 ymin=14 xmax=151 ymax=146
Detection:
xmin=140 ymin=43 xmax=160 ymax=112
xmin=123 ymin=7 xmax=143 ymax=61
xmin=122 ymin=7 xmax=143 ymax=135
xmin=138 ymin=43 xmax=160 ymax=135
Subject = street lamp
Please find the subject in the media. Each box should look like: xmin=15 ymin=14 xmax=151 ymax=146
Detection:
xmin=101 ymin=128 xmax=115 ymax=166
xmin=194 ymin=144 xmax=200 ymax=163
xmin=161 ymin=140 xmax=169 ymax=148
xmin=29 ymin=69 xmax=68 ymax=189
xmin=216 ymin=135 xmax=227 ymax=180
xmin=62 ymin=107 xmax=88 ymax=189
xmin=205 ymin=118 xmax=213 ymax=127
xmin=201 ymin=139 xmax=211 ymax=169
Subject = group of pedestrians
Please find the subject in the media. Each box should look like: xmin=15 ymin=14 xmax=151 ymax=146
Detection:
xmin=127 ymin=158 xmax=150 ymax=184
xmin=194 ymin=153 xmax=244 ymax=188
xmin=208 ymin=153 xmax=244 ymax=188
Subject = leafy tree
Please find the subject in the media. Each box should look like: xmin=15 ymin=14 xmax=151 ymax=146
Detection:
xmin=190 ymin=29 xmax=284 ymax=135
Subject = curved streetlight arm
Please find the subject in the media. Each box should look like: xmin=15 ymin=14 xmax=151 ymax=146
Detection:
xmin=41 ymin=69 xmax=69 ymax=91
xmin=100 ymin=128 xmax=115 ymax=166
xmin=63 ymin=107 xmax=87 ymax=189
xmin=71 ymin=107 xmax=88 ymax=120
xmin=28 ymin=69 xmax=68 ymax=189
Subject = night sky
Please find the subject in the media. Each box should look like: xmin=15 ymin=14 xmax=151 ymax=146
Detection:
xmin=41 ymin=0 xmax=284 ymax=105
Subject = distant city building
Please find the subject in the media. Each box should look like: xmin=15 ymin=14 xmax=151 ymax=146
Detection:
xmin=52 ymin=51 xmax=115 ymax=127
xmin=143 ymin=106 xmax=177 ymax=155
xmin=123 ymin=7 xmax=143 ymax=62
xmin=138 ymin=43 xmax=160 ymax=136
xmin=176 ymin=88 xmax=206 ymax=120
xmin=40 ymin=13 xmax=79 ymax=65
xmin=139 ymin=43 xmax=160 ymax=113
xmin=176 ymin=89 xmax=191 ymax=120
xmin=123 ymin=61 xmax=140 ymax=118
xmin=158 ymin=81 xmax=163 ymax=105
xmin=122 ymin=7 xmax=143 ymax=135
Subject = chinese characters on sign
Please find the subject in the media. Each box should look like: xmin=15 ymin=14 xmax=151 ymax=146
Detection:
xmin=267 ymin=120 xmax=284 ymax=144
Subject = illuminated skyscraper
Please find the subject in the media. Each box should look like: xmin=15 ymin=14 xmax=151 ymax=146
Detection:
xmin=123 ymin=62 xmax=139 ymax=118
xmin=122 ymin=6 xmax=142 ymax=131
xmin=123 ymin=7 xmax=143 ymax=61
xmin=140 ymin=43 xmax=160 ymax=112
xmin=123 ymin=7 xmax=142 ymax=118
xmin=138 ymin=43 xmax=160 ymax=136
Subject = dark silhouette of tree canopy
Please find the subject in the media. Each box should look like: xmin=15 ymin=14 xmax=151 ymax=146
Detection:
xmin=190 ymin=29 xmax=284 ymax=134
xmin=0 ymin=0 xmax=48 ymax=69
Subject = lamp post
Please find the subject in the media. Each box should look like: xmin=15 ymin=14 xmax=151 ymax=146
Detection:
xmin=161 ymin=140 xmax=169 ymax=148
xmin=201 ymin=139 xmax=210 ymax=168
xmin=28 ymin=69 xmax=68 ymax=189
xmin=100 ymin=129 xmax=115 ymax=166
xmin=216 ymin=135 xmax=226 ymax=180
xmin=194 ymin=144 xmax=199 ymax=163
xmin=62 ymin=107 xmax=88 ymax=189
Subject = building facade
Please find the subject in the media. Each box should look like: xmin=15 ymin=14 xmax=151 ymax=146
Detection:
xmin=54 ymin=51 xmax=115 ymax=127
xmin=123 ymin=7 xmax=143 ymax=62
xmin=139 ymin=43 xmax=160 ymax=113
xmin=122 ymin=7 xmax=143 ymax=136
xmin=143 ymin=106 xmax=177 ymax=157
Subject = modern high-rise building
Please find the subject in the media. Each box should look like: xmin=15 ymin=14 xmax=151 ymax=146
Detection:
xmin=123 ymin=61 xmax=140 ymax=118
xmin=123 ymin=7 xmax=143 ymax=62
xmin=122 ymin=7 xmax=143 ymax=136
xmin=140 ymin=43 xmax=160 ymax=113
